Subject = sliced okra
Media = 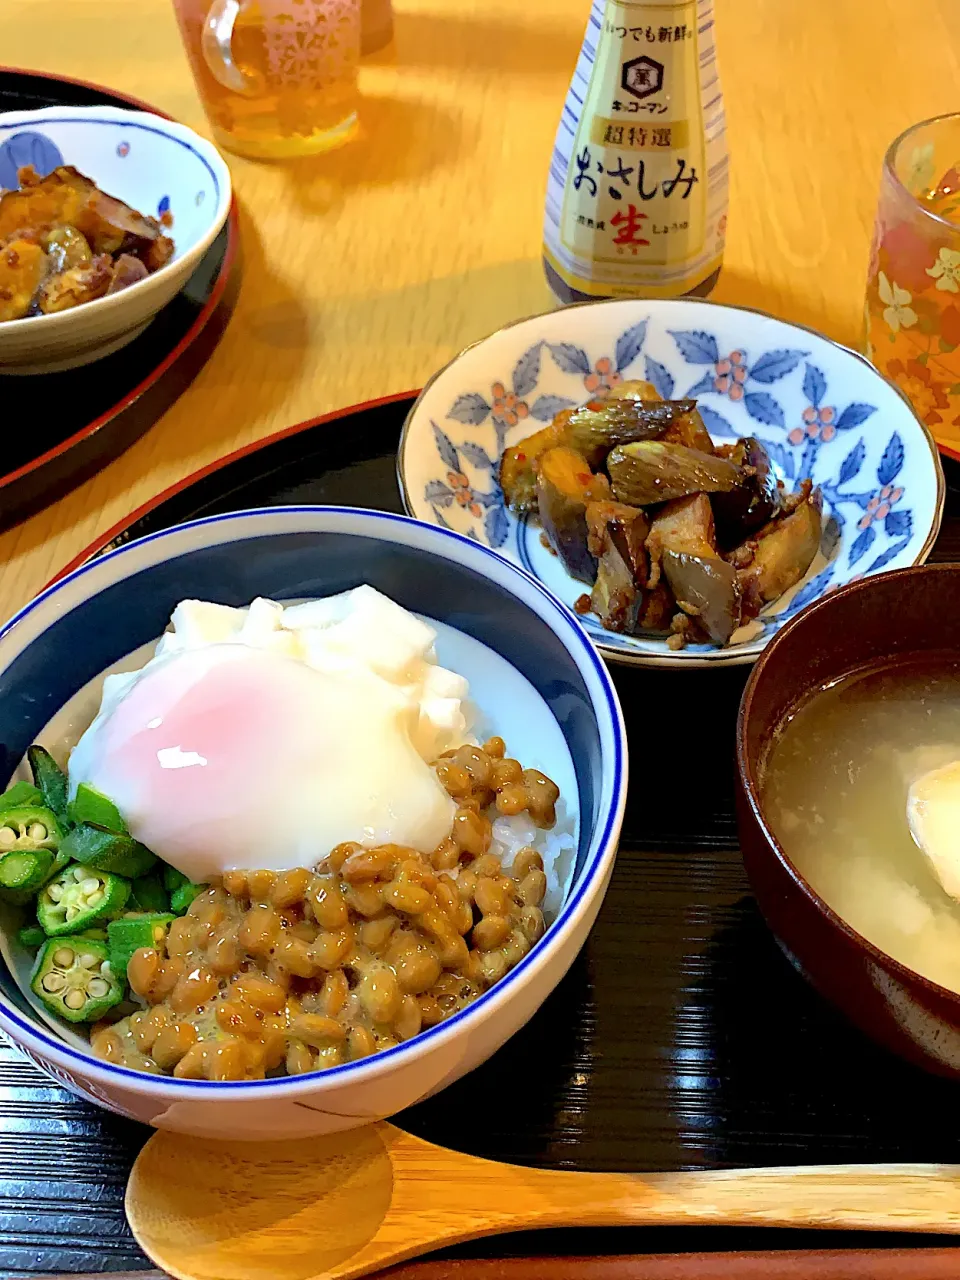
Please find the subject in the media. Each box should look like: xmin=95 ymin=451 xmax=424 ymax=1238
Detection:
xmin=27 ymin=746 xmax=68 ymax=820
xmin=0 ymin=806 xmax=63 ymax=855
xmin=0 ymin=781 xmax=43 ymax=813
xmin=130 ymin=870 xmax=169 ymax=914
xmin=163 ymin=866 xmax=203 ymax=914
xmin=107 ymin=913 xmax=174 ymax=983
xmin=31 ymin=937 xmax=122 ymax=1023
xmin=59 ymin=823 xmax=156 ymax=879
xmin=37 ymin=863 xmax=131 ymax=937
xmin=68 ymin=783 xmax=128 ymax=835
xmin=0 ymin=848 xmax=55 ymax=901
xmin=170 ymin=881 xmax=203 ymax=914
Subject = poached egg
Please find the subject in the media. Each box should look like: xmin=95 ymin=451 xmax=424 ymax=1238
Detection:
xmin=67 ymin=588 xmax=472 ymax=881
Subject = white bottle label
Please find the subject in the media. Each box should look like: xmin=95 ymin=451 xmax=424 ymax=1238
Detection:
xmin=544 ymin=0 xmax=728 ymax=298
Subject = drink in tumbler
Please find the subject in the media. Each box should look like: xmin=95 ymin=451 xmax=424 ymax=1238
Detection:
xmin=172 ymin=0 xmax=360 ymax=159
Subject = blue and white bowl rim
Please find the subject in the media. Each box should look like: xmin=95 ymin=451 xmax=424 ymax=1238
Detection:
xmin=0 ymin=505 xmax=627 ymax=1095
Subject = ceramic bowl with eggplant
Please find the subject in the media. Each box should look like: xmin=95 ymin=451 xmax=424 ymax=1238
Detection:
xmin=399 ymin=298 xmax=944 ymax=667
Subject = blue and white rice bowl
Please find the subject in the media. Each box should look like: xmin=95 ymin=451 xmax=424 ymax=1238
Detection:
xmin=398 ymin=298 xmax=945 ymax=668
xmin=0 ymin=507 xmax=626 ymax=1139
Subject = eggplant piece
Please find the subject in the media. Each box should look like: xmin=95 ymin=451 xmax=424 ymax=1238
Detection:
xmin=636 ymin=582 xmax=675 ymax=633
xmin=586 ymin=501 xmax=650 ymax=633
xmin=500 ymin=395 xmax=690 ymax=509
xmin=566 ymin=397 xmax=691 ymax=468
xmin=646 ymin=493 xmax=716 ymax=582
xmin=607 ymin=379 xmax=661 ymax=401
xmin=499 ymin=417 xmax=572 ymax=513
xmin=43 ymin=225 xmax=92 ymax=273
xmin=106 ymin=253 xmax=149 ymax=294
xmin=36 ymin=254 xmax=113 ymax=314
xmin=536 ymin=447 xmax=611 ymax=583
xmin=0 ymin=166 xmax=173 ymax=264
xmin=661 ymin=551 xmax=742 ymax=645
xmin=608 ymin=440 xmax=740 ymax=508
xmin=0 ymin=238 xmax=46 ymax=321
xmin=661 ymin=404 xmax=715 ymax=454
xmin=735 ymin=487 xmax=823 ymax=618
xmin=711 ymin=437 xmax=781 ymax=547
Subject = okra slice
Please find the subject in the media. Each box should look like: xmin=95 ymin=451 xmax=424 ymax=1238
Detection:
xmin=0 ymin=806 xmax=62 ymax=855
xmin=37 ymin=864 xmax=131 ymax=937
xmin=59 ymin=823 xmax=156 ymax=879
xmin=0 ymin=781 xmax=43 ymax=812
xmin=107 ymin=913 xmax=174 ymax=983
xmin=163 ymin=866 xmax=203 ymax=915
xmin=17 ymin=924 xmax=46 ymax=949
xmin=130 ymin=870 xmax=169 ymax=914
xmin=68 ymin=783 xmax=128 ymax=834
xmin=170 ymin=881 xmax=203 ymax=914
xmin=27 ymin=747 xmax=68 ymax=820
xmin=0 ymin=848 xmax=55 ymax=901
xmin=31 ymin=937 xmax=122 ymax=1023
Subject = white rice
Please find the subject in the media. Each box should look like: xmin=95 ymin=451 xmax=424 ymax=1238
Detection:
xmin=489 ymin=799 xmax=578 ymax=922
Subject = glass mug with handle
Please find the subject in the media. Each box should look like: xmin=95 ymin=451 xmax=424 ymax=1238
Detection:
xmin=172 ymin=0 xmax=360 ymax=159
xmin=864 ymin=113 xmax=960 ymax=458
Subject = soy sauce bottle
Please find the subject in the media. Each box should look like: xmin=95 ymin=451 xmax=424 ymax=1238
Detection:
xmin=543 ymin=0 xmax=728 ymax=302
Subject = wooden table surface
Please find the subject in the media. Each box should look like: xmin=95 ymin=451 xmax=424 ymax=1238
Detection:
xmin=0 ymin=0 xmax=957 ymax=619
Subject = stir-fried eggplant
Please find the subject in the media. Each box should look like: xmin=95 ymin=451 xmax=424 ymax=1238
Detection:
xmin=0 ymin=165 xmax=175 ymax=326
xmin=712 ymin=437 xmax=781 ymax=547
xmin=607 ymin=379 xmax=660 ymax=402
xmin=0 ymin=239 xmax=46 ymax=321
xmin=586 ymin=501 xmax=649 ymax=633
xmin=536 ymin=447 xmax=611 ymax=582
xmin=502 ymin=396 xmax=695 ymax=511
xmin=567 ymin=398 xmax=683 ymax=466
xmin=735 ymin=485 xmax=823 ymax=618
xmin=636 ymin=582 xmax=675 ymax=633
xmin=499 ymin=416 xmax=573 ymax=513
xmin=496 ymin=389 xmax=831 ymax=648
xmin=660 ymin=404 xmax=715 ymax=454
xmin=661 ymin=551 xmax=742 ymax=645
xmin=36 ymin=256 xmax=113 ymax=314
xmin=646 ymin=494 xmax=716 ymax=586
xmin=608 ymin=440 xmax=740 ymax=508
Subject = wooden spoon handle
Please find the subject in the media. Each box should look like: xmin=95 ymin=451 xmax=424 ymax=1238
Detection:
xmin=562 ymin=1164 xmax=960 ymax=1232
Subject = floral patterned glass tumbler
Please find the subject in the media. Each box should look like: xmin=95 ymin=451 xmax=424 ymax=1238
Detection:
xmin=864 ymin=113 xmax=960 ymax=458
xmin=172 ymin=0 xmax=360 ymax=159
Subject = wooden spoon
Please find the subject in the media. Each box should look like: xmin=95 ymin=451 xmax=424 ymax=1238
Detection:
xmin=126 ymin=1121 xmax=960 ymax=1280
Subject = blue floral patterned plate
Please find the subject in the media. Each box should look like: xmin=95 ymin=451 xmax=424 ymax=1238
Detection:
xmin=398 ymin=298 xmax=945 ymax=667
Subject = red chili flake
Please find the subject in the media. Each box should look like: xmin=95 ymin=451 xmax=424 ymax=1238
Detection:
xmin=576 ymin=473 xmax=593 ymax=485
xmin=515 ymin=452 xmax=526 ymax=462
xmin=573 ymin=594 xmax=592 ymax=614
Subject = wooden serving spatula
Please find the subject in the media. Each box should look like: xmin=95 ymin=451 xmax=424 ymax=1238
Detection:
xmin=122 ymin=1121 xmax=960 ymax=1280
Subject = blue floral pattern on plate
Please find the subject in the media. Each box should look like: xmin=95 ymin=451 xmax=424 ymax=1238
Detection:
xmin=399 ymin=300 xmax=943 ymax=666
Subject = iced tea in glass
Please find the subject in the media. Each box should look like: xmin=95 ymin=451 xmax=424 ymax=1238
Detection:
xmin=172 ymin=0 xmax=360 ymax=159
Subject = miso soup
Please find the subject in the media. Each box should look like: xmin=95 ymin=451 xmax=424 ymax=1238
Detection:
xmin=761 ymin=657 xmax=960 ymax=992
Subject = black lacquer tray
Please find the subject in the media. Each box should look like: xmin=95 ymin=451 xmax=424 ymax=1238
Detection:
xmin=0 ymin=68 xmax=240 ymax=534
xmin=8 ymin=394 xmax=960 ymax=1276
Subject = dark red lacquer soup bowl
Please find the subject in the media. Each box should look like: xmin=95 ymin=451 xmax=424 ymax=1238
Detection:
xmin=737 ymin=563 xmax=960 ymax=1078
